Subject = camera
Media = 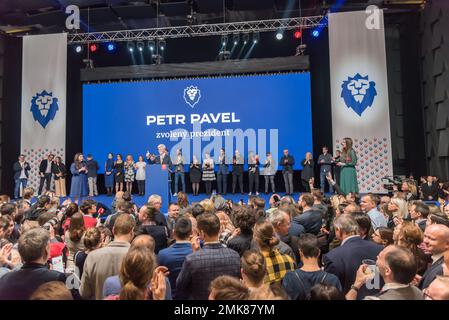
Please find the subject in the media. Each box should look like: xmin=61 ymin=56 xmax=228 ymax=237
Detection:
xmin=382 ymin=175 xmax=405 ymax=191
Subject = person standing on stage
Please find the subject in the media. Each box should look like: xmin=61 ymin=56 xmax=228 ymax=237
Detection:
xmin=124 ymin=155 xmax=135 ymax=194
xmin=333 ymin=149 xmax=342 ymax=186
xmin=146 ymin=144 xmax=172 ymax=166
xmin=232 ymin=150 xmax=244 ymax=194
xmin=86 ymin=154 xmax=99 ymax=197
xmin=280 ymin=149 xmax=295 ymax=195
xmin=217 ymin=148 xmax=229 ymax=195
xmin=13 ymin=154 xmax=31 ymax=199
xmin=114 ymin=154 xmax=125 ymax=193
xmin=318 ymin=146 xmax=334 ymax=194
xmin=38 ymin=154 xmax=55 ymax=195
xmin=190 ymin=156 xmax=201 ymax=196
xmin=134 ymin=155 xmax=146 ymax=196
xmin=104 ymin=153 xmax=115 ymax=196
xmin=261 ymin=152 xmax=276 ymax=194
xmin=173 ymin=149 xmax=186 ymax=196
xmin=52 ymin=156 xmax=67 ymax=197
xmin=336 ymin=137 xmax=359 ymax=195
xmin=202 ymin=152 xmax=216 ymax=196
xmin=301 ymin=152 xmax=315 ymax=192
xmin=248 ymin=152 xmax=260 ymax=196
xmin=70 ymin=153 xmax=88 ymax=203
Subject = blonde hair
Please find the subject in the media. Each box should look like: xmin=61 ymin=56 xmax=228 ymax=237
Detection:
xmin=253 ymin=220 xmax=279 ymax=250
xmin=390 ymin=198 xmax=408 ymax=219
xmin=200 ymin=199 xmax=215 ymax=214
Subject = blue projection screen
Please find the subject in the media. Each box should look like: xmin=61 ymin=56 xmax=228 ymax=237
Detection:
xmin=83 ymin=73 xmax=312 ymax=172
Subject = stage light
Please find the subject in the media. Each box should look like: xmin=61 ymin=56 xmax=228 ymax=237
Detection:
xmin=127 ymin=42 xmax=135 ymax=53
xmin=221 ymin=35 xmax=228 ymax=47
xmin=147 ymin=40 xmax=155 ymax=52
xmin=159 ymin=39 xmax=166 ymax=51
xmin=243 ymin=33 xmax=249 ymax=45
xmin=275 ymin=30 xmax=283 ymax=40
xmin=312 ymin=29 xmax=320 ymax=38
xmin=106 ymin=42 xmax=116 ymax=52
xmin=253 ymin=32 xmax=260 ymax=44
xmin=137 ymin=41 xmax=144 ymax=52
xmin=89 ymin=43 xmax=98 ymax=53
xmin=75 ymin=45 xmax=83 ymax=53
xmin=233 ymin=33 xmax=239 ymax=45
xmin=294 ymin=29 xmax=302 ymax=39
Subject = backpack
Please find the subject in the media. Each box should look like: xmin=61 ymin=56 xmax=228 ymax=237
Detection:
xmin=292 ymin=270 xmax=328 ymax=300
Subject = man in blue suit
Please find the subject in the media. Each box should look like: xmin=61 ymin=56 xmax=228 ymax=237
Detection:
xmin=323 ymin=214 xmax=383 ymax=299
xmin=217 ymin=148 xmax=229 ymax=195
xmin=293 ymin=193 xmax=323 ymax=235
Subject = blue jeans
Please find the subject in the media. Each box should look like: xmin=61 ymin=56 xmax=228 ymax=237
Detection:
xmin=14 ymin=178 xmax=28 ymax=199
xmin=320 ymin=171 xmax=333 ymax=194
xmin=174 ymin=172 xmax=185 ymax=194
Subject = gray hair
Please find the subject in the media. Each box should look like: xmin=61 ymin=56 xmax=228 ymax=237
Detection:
xmin=148 ymin=194 xmax=162 ymax=203
xmin=268 ymin=209 xmax=289 ymax=227
xmin=333 ymin=214 xmax=359 ymax=235
xmin=18 ymin=228 xmax=50 ymax=263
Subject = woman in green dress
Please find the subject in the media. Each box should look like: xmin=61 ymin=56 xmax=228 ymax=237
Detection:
xmin=337 ymin=137 xmax=359 ymax=195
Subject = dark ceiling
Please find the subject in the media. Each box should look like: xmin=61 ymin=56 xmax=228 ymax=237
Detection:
xmin=0 ymin=0 xmax=425 ymax=36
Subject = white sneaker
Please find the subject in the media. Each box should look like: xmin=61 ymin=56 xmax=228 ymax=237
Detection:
xmin=248 ymin=192 xmax=252 ymax=196
xmin=256 ymin=192 xmax=259 ymax=196
xmin=173 ymin=193 xmax=178 ymax=197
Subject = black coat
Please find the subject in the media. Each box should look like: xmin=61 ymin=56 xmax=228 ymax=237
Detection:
xmin=13 ymin=161 xmax=31 ymax=179
xmin=51 ymin=162 xmax=67 ymax=180
xmin=301 ymin=159 xmax=315 ymax=181
xmin=419 ymin=256 xmax=444 ymax=289
xmin=39 ymin=159 xmax=52 ymax=175
xmin=421 ymin=183 xmax=439 ymax=200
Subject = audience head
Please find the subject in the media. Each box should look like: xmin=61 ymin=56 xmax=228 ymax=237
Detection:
xmin=197 ymin=213 xmax=220 ymax=240
xmin=372 ymin=227 xmax=394 ymax=246
xmin=253 ymin=219 xmax=279 ymax=251
xmin=18 ymin=228 xmax=50 ymax=264
xmin=119 ymin=247 xmax=156 ymax=300
xmin=64 ymin=203 xmax=79 ymax=218
xmin=138 ymin=205 xmax=157 ymax=223
xmin=208 ymin=276 xmax=249 ymax=300
xmin=333 ymin=214 xmax=359 ymax=241
xmin=388 ymin=198 xmax=408 ymax=219
xmin=394 ymin=221 xmax=423 ymax=254
xmin=68 ymin=212 xmax=85 ymax=242
xmin=268 ymin=209 xmax=291 ymax=237
xmin=352 ymin=212 xmax=372 ymax=238
xmin=297 ymin=233 xmax=321 ymax=260
xmin=131 ymin=235 xmax=155 ymax=253
xmin=423 ymin=224 xmax=449 ymax=256
xmin=192 ymin=203 xmax=205 ymax=218
xmin=112 ymin=214 xmax=136 ymax=241
xmin=177 ymin=192 xmax=189 ymax=208
xmin=376 ymin=245 xmax=417 ymax=285
xmin=30 ymin=281 xmax=73 ymax=300
xmin=409 ymin=202 xmax=430 ymax=221
xmin=173 ymin=216 xmax=192 ymax=241
xmin=79 ymin=200 xmax=97 ymax=216
xmin=299 ymin=193 xmax=314 ymax=209
xmin=147 ymin=195 xmax=162 ymax=211
xmin=344 ymin=203 xmax=361 ymax=214
xmin=360 ymin=194 xmax=378 ymax=213
xmin=425 ymin=276 xmax=449 ymax=300
xmin=232 ymin=206 xmax=256 ymax=234
xmin=309 ymin=284 xmax=345 ymax=300
xmin=83 ymin=227 xmax=102 ymax=252
xmin=23 ymin=187 xmax=35 ymax=200
xmin=241 ymin=250 xmax=267 ymax=287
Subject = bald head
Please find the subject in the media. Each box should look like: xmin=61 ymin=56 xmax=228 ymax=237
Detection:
xmin=131 ymin=234 xmax=155 ymax=253
xmin=423 ymin=224 xmax=449 ymax=255
xmin=426 ymin=276 xmax=449 ymax=300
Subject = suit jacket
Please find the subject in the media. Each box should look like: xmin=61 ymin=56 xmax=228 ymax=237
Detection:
xmin=421 ymin=183 xmax=439 ymax=200
xmin=148 ymin=153 xmax=173 ymax=167
xmin=13 ymin=161 xmax=31 ymax=179
xmin=280 ymin=155 xmax=295 ymax=173
xmin=0 ymin=263 xmax=66 ymax=300
xmin=293 ymin=209 xmax=323 ymax=235
xmin=217 ymin=155 xmax=229 ymax=175
xmin=39 ymin=159 xmax=52 ymax=175
xmin=419 ymin=256 xmax=444 ymax=289
xmin=51 ymin=162 xmax=67 ymax=180
xmin=176 ymin=242 xmax=240 ymax=300
xmin=80 ymin=241 xmax=130 ymax=300
xmin=323 ymin=236 xmax=383 ymax=297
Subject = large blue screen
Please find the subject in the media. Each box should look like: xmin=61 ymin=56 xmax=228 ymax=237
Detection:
xmin=83 ymin=73 xmax=313 ymax=172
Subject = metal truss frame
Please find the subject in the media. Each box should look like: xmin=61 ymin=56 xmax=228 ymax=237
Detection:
xmin=68 ymin=15 xmax=326 ymax=44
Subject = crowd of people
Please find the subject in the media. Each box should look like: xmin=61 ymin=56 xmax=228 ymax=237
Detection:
xmin=1 ymin=170 xmax=449 ymax=300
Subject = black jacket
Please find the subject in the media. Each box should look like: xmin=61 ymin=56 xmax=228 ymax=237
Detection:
xmin=13 ymin=161 xmax=31 ymax=179
xmin=0 ymin=263 xmax=66 ymax=300
xmin=293 ymin=209 xmax=323 ymax=235
xmin=51 ymin=162 xmax=67 ymax=180
xmin=280 ymin=155 xmax=295 ymax=173
xmin=419 ymin=256 xmax=444 ymax=289
xmin=39 ymin=159 xmax=52 ymax=175
xmin=421 ymin=182 xmax=439 ymax=200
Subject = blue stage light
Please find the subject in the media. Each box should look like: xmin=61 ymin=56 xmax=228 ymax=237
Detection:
xmin=107 ymin=43 xmax=116 ymax=52
xmin=312 ymin=30 xmax=320 ymax=38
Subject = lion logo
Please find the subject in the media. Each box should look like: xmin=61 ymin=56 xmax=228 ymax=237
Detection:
xmin=341 ymin=74 xmax=377 ymax=116
xmin=183 ymin=85 xmax=201 ymax=108
xmin=30 ymin=90 xmax=59 ymax=128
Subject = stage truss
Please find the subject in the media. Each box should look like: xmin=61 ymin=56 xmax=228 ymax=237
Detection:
xmin=68 ymin=16 xmax=326 ymax=44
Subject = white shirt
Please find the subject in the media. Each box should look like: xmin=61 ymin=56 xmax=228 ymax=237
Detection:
xmin=135 ymin=162 xmax=146 ymax=181
xmin=45 ymin=161 xmax=52 ymax=174
xmin=19 ymin=162 xmax=27 ymax=179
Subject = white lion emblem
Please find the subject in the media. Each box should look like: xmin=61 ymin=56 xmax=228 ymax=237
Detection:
xmin=183 ymin=86 xmax=201 ymax=108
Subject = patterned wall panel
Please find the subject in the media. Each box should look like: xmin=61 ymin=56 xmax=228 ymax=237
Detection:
xmin=421 ymin=1 xmax=449 ymax=180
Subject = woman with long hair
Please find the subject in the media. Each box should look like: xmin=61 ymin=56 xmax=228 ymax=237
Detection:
xmin=253 ymin=220 xmax=295 ymax=284
xmin=177 ymin=191 xmax=189 ymax=209
xmin=202 ymin=152 xmax=216 ymax=196
xmin=70 ymin=153 xmax=88 ymax=203
xmin=114 ymin=154 xmax=124 ymax=193
xmin=64 ymin=212 xmax=85 ymax=273
xmin=189 ymin=155 xmax=201 ymax=196
xmin=52 ymin=156 xmax=67 ymax=197
xmin=124 ymin=155 xmax=135 ymax=194
xmin=104 ymin=153 xmax=115 ymax=196
xmin=336 ymin=137 xmax=359 ymax=195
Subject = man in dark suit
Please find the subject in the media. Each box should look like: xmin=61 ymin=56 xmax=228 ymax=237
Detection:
xmin=176 ymin=213 xmax=241 ymax=300
xmin=38 ymin=154 xmax=54 ymax=195
xmin=232 ymin=150 xmax=244 ymax=194
xmin=0 ymin=228 xmax=66 ymax=300
xmin=421 ymin=176 xmax=439 ymax=201
xmin=409 ymin=202 xmax=429 ymax=232
xmin=217 ymin=148 xmax=229 ymax=195
xmin=323 ymin=214 xmax=383 ymax=298
xmin=419 ymin=224 xmax=449 ymax=289
xmin=13 ymin=154 xmax=31 ymax=199
xmin=280 ymin=149 xmax=295 ymax=195
xmin=293 ymin=193 xmax=323 ymax=235
xmin=146 ymin=144 xmax=173 ymax=167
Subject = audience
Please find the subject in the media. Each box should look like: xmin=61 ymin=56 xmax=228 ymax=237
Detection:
xmin=208 ymin=275 xmax=250 ymax=300
xmin=371 ymin=227 xmax=394 ymax=246
xmin=360 ymin=194 xmax=387 ymax=229
xmin=294 ymin=193 xmax=323 ymax=235
xmin=227 ymin=206 xmax=256 ymax=256
xmin=135 ymin=205 xmax=169 ymax=254
xmin=30 ymin=281 xmax=73 ymax=300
